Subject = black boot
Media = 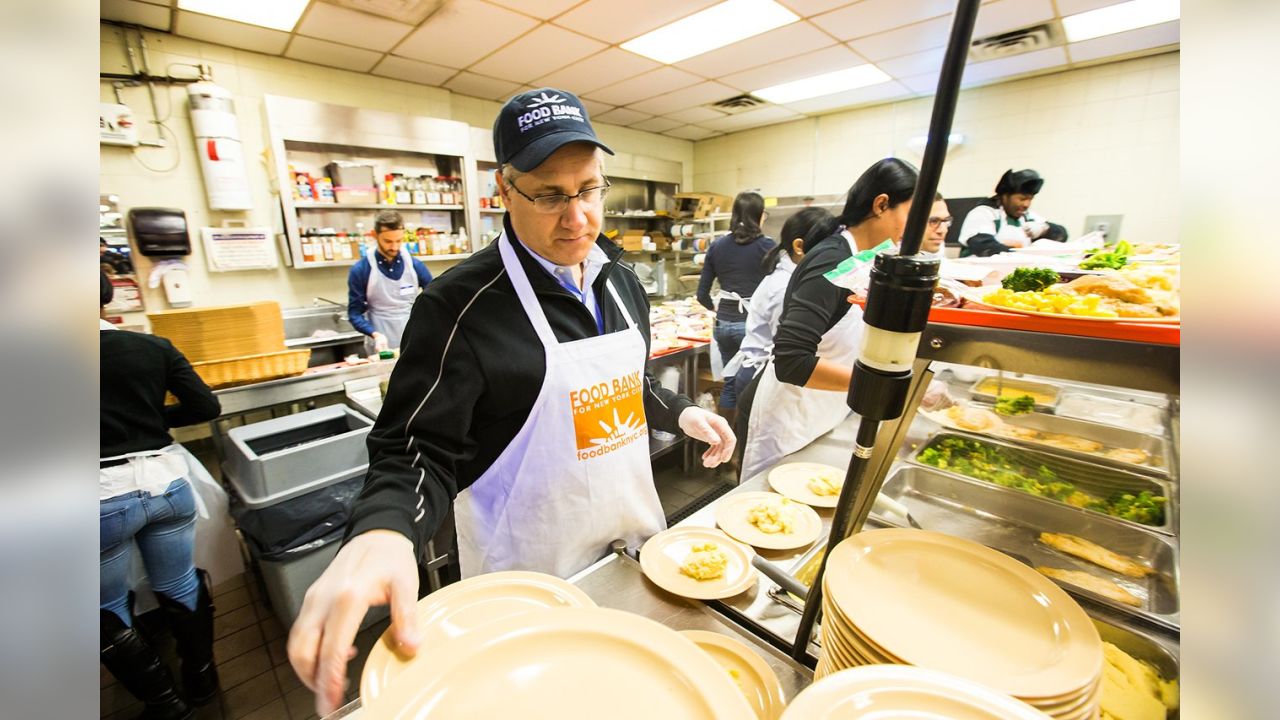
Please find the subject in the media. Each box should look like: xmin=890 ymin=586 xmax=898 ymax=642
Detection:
xmin=101 ymin=609 xmax=194 ymax=720
xmin=156 ymin=569 xmax=219 ymax=705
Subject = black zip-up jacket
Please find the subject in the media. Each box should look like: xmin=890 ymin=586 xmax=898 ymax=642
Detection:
xmin=346 ymin=222 xmax=696 ymax=554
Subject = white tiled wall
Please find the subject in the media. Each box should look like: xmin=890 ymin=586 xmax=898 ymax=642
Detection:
xmin=693 ymin=52 xmax=1180 ymax=243
xmin=99 ymin=26 xmax=693 ymax=319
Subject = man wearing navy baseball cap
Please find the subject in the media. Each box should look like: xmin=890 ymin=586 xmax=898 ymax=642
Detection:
xmin=289 ymin=88 xmax=736 ymax=715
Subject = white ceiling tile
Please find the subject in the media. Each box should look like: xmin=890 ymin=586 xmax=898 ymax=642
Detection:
xmin=580 ymin=99 xmax=616 ymax=117
xmin=1068 ymin=20 xmax=1180 ymax=63
xmin=484 ymin=0 xmax=584 ymax=19
xmin=972 ymin=0 xmax=1055 ymax=38
xmin=783 ymin=80 xmax=910 ymax=113
xmin=101 ymin=0 xmax=171 ymax=31
xmin=584 ymin=66 xmax=703 ymax=106
xmin=470 ymin=25 xmax=607 ymax=83
xmin=900 ymin=72 xmax=941 ymax=94
xmin=326 ymin=0 xmax=441 ymax=25
xmin=629 ymin=82 xmax=738 ymax=116
xmin=593 ymin=107 xmax=653 ymax=126
xmin=393 ymin=0 xmax=538 ymax=68
xmin=963 ymin=46 xmax=1069 ymax=85
xmin=700 ymin=105 xmax=801 ymax=132
xmin=535 ymin=48 xmax=659 ymax=95
xmin=720 ymin=45 xmax=860 ymax=92
xmin=812 ymin=0 xmax=953 ymax=41
xmin=631 ymin=116 xmax=684 ymax=133
xmin=847 ymin=16 xmax=951 ymax=61
xmin=175 ymin=11 xmax=291 ymax=55
xmin=775 ymin=0 xmax=857 ymax=14
xmin=1057 ymin=0 xmax=1129 ymax=16
xmin=877 ymin=47 xmax=945 ymax=78
xmin=674 ymin=22 xmax=835 ymax=78
xmin=665 ymin=106 xmax=727 ymax=124
xmin=371 ymin=55 xmax=457 ymax=86
xmin=445 ymin=72 xmax=524 ymax=101
xmin=666 ymin=125 xmax=721 ymax=140
xmin=554 ymin=0 xmax=720 ymax=44
xmin=297 ymin=3 xmax=412 ymax=51
xmin=285 ymin=36 xmax=383 ymax=72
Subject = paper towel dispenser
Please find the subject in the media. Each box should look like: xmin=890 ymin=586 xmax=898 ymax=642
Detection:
xmin=128 ymin=207 xmax=191 ymax=256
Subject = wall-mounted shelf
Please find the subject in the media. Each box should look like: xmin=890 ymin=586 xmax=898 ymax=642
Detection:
xmin=265 ymin=95 xmax=481 ymax=270
xmin=479 ymin=207 xmax=506 ymax=214
xmin=295 ymin=202 xmax=465 ymax=211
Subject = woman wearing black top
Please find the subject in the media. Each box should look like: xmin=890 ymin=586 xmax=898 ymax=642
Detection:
xmin=741 ymin=159 xmax=919 ymax=481
xmin=696 ymin=191 xmax=774 ymax=413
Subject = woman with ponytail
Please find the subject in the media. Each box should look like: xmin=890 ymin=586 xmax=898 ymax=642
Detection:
xmin=724 ymin=206 xmax=833 ymax=418
xmin=695 ymin=190 xmax=774 ymax=414
xmin=741 ymin=158 xmax=919 ymax=481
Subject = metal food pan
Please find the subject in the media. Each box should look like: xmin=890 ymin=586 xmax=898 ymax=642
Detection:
xmin=982 ymin=412 xmax=1170 ymax=478
xmin=875 ymin=465 xmax=1179 ymax=630
xmin=969 ymin=376 xmax=1061 ymax=412
xmin=1091 ymin=616 xmax=1181 ymax=719
xmin=912 ymin=432 xmax=1176 ymax=535
xmin=1057 ymin=391 xmax=1167 ymax=435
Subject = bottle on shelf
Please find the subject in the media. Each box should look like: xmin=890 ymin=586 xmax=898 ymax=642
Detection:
xmin=393 ymin=174 xmax=411 ymax=205
xmin=426 ymin=176 xmax=443 ymax=205
xmin=411 ymin=176 xmax=427 ymax=205
xmin=456 ymin=226 xmax=469 ymax=255
xmin=383 ymin=174 xmax=396 ymax=205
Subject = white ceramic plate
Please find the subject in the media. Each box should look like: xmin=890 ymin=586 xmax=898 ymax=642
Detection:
xmin=781 ymin=665 xmax=1053 ymax=720
xmin=767 ymin=462 xmax=846 ymax=508
xmin=639 ymin=527 xmax=757 ymax=601
xmin=715 ymin=491 xmax=822 ymax=551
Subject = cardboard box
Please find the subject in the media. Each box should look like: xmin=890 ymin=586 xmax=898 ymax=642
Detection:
xmin=674 ymin=192 xmax=732 ymax=219
xmin=651 ymin=231 xmax=671 ymax=251
xmin=334 ymin=186 xmax=379 ymax=204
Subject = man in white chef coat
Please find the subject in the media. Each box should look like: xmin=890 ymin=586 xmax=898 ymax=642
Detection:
xmin=957 ymin=168 xmax=1068 ymax=256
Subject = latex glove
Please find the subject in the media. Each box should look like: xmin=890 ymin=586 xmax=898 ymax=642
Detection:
xmin=372 ymin=332 xmax=389 ymax=353
xmin=920 ymin=380 xmax=955 ymax=412
xmin=678 ymin=406 xmax=736 ymax=467
xmin=287 ymin=530 xmax=420 ymax=717
xmin=1024 ymin=221 xmax=1049 ymax=240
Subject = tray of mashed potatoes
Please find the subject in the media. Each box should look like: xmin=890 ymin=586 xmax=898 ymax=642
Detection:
xmin=715 ymin=491 xmax=823 ymax=551
xmin=638 ymin=527 xmax=757 ymax=600
xmin=1091 ymin=617 xmax=1179 ymax=719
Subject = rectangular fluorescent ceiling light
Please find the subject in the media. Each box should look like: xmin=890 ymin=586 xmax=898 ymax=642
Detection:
xmin=754 ymin=64 xmax=892 ymax=104
xmin=1062 ymin=0 xmax=1179 ymax=42
xmin=621 ymin=0 xmax=799 ymax=65
xmin=177 ymin=0 xmax=310 ymax=32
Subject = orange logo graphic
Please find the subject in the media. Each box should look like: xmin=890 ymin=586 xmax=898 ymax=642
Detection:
xmin=570 ymin=371 xmax=647 ymax=461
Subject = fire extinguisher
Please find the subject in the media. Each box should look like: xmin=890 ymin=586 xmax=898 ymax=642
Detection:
xmin=187 ymin=74 xmax=252 ymax=210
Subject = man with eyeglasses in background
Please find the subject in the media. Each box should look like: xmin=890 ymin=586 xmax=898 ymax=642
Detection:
xmin=288 ymin=88 xmax=735 ymax=716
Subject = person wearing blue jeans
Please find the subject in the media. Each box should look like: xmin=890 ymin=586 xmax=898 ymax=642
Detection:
xmin=697 ymin=191 xmax=774 ymax=414
xmin=100 ymin=272 xmax=222 ymax=719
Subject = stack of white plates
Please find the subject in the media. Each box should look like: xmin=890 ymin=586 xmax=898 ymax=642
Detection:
xmin=783 ymin=665 xmax=1054 ymax=719
xmin=816 ymin=529 xmax=1103 ymax=720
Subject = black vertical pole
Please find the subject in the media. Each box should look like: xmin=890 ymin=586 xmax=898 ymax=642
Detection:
xmin=789 ymin=0 xmax=983 ymax=665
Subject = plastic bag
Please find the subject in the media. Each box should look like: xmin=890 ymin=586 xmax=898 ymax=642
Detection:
xmin=231 ymin=475 xmax=363 ymax=560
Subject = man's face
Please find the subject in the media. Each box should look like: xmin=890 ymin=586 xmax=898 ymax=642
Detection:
xmin=499 ymin=143 xmax=605 ymax=267
xmin=375 ymin=229 xmax=403 ymax=260
xmin=922 ymin=199 xmax=950 ymax=254
xmin=1000 ymin=192 xmax=1034 ymax=219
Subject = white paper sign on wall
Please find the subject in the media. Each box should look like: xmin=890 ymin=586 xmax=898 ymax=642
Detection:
xmin=100 ymin=103 xmax=139 ymax=147
xmin=201 ymin=227 xmax=279 ymax=272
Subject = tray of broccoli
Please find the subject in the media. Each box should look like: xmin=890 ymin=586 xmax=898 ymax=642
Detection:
xmin=912 ymin=432 xmax=1174 ymax=534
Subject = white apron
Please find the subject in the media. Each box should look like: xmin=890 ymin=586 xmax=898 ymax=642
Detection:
xmin=453 ymin=233 xmax=666 ymax=578
xmin=741 ymin=237 xmax=868 ymax=483
xmin=363 ymin=247 xmax=419 ymax=355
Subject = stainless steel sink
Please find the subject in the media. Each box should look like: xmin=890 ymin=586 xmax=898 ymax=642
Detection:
xmin=282 ymin=306 xmax=365 ymax=364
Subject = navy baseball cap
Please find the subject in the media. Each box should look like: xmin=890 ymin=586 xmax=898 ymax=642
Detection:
xmin=493 ymin=88 xmax=614 ymax=172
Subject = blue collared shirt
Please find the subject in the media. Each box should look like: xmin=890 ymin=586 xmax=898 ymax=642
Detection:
xmin=515 ymin=235 xmax=608 ymax=334
xmin=347 ymin=252 xmax=433 ymax=336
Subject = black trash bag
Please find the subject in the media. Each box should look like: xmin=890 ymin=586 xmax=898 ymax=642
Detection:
xmin=231 ymin=475 xmax=363 ymax=559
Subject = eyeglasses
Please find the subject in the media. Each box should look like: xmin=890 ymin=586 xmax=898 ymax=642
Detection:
xmin=927 ymin=216 xmax=953 ymax=229
xmin=509 ymin=177 xmax=612 ymax=214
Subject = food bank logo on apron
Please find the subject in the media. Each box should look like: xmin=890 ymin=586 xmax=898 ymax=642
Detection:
xmin=570 ymin=371 xmax=647 ymax=461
